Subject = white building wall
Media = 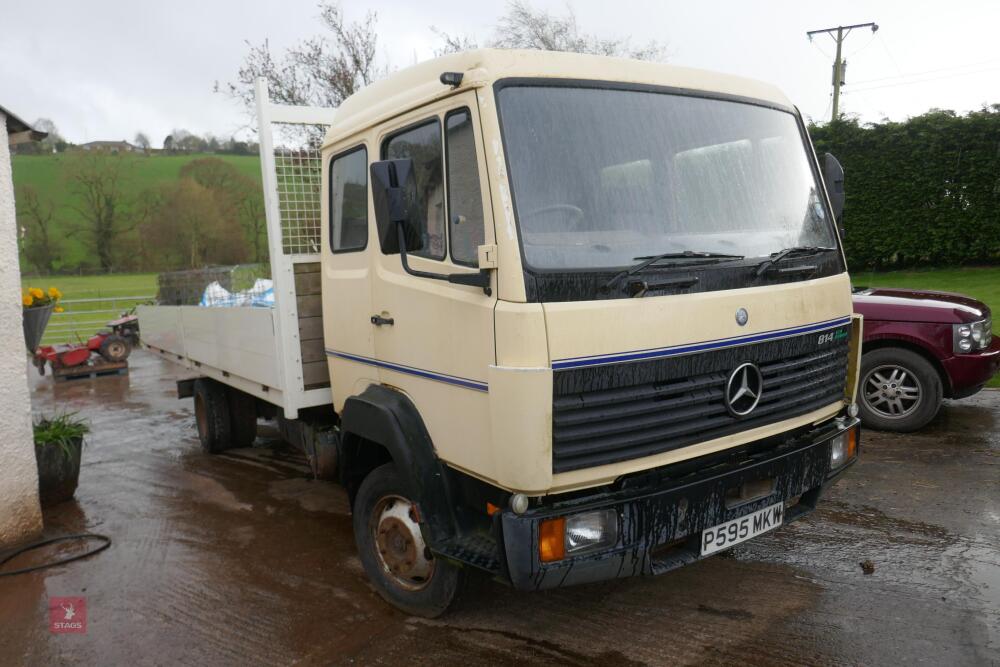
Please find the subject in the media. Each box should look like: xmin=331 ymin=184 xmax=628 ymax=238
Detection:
xmin=0 ymin=112 xmax=43 ymax=547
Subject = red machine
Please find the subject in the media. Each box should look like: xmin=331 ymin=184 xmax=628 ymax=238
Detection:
xmin=33 ymin=314 xmax=139 ymax=376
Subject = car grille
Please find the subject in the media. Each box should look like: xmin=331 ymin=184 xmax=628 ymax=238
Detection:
xmin=552 ymin=326 xmax=850 ymax=473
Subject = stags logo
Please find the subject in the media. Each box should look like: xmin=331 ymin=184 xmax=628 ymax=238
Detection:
xmin=49 ymin=597 xmax=87 ymax=634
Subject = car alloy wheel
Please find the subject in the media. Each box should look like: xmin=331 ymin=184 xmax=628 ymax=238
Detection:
xmin=862 ymin=364 xmax=922 ymax=419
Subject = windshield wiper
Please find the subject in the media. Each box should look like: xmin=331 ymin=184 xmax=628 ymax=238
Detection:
xmin=601 ymin=251 xmax=745 ymax=293
xmin=754 ymin=246 xmax=836 ymax=277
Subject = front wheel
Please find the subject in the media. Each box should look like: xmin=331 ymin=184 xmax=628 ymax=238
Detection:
xmin=352 ymin=463 xmax=462 ymax=618
xmin=859 ymin=347 xmax=943 ymax=432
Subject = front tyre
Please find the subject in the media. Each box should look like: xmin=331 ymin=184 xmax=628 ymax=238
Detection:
xmin=859 ymin=347 xmax=943 ymax=432
xmin=352 ymin=463 xmax=462 ymax=618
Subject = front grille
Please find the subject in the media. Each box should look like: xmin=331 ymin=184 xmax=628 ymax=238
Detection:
xmin=552 ymin=326 xmax=850 ymax=473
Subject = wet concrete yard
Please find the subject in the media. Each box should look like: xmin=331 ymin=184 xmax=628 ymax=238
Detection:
xmin=1 ymin=351 xmax=998 ymax=665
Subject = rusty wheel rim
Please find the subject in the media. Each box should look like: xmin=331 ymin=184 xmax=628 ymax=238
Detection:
xmin=107 ymin=341 xmax=127 ymax=359
xmin=370 ymin=494 xmax=434 ymax=591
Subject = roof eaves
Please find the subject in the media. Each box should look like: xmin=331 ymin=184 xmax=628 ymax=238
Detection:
xmin=0 ymin=103 xmax=48 ymax=143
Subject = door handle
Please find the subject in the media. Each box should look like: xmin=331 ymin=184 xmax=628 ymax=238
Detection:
xmin=370 ymin=314 xmax=394 ymax=327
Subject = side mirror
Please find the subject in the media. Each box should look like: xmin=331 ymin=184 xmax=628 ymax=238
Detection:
xmin=370 ymin=158 xmax=423 ymax=254
xmin=368 ymin=158 xmax=493 ymax=295
xmin=822 ymin=153 xmax=845 ymax=236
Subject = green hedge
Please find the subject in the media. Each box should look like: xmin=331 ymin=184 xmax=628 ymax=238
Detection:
xmin=809 ymin=107 xmax=1000 ymax=270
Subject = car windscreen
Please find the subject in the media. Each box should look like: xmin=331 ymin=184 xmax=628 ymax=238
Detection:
xmin=496 ymin=84 xmax=837 ymax=271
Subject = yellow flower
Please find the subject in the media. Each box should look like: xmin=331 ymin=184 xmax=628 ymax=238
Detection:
xmin=22 ymin=294 xmax=33 ymax=307
xmin=54 ymin=306 xmax=64 ymax=313
xmin=48 ymin=287 xmax=62 ymax=300
xmin=29 ymin=287 xmax=44 ymax=299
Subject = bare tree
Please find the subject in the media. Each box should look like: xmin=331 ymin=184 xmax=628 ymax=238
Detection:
xmin=140 ymin=180 xmax=248 ymax=270
xmin=180 ymin=157 xmax=241 ymax=191
xmin=234 ymin=176 xmax=268 ymax=262
xmin=179 ymin=157 xmax=268 ymax=262
xmin=134 ymin=132 xmax=151 ymax=151
xmin=435 ymin=1 xmax=666 ymax=60
xmin=16 ymin=185 xmax=62 ymax=274
xmin=63 ymin=151 xmax=135 ymax=272
xmin=225 ymin=0 xmax=665 ymax=134
xmin=222 ymin=3 xmax=382 ymax=114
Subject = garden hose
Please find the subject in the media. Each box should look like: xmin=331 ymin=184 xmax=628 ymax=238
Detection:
xmin=0 ymin=534 xmax=111 ymax=577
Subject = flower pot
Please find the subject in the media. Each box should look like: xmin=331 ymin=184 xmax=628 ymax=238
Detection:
xmin=23 ymin=304 xmax=54 ymax=354
xmin=35 ymin=436 xmax=83 ymax=507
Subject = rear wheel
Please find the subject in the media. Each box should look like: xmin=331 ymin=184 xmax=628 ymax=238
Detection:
xmin=99 ymin=334 xmax=131 ymax=362
xmin=352 ymin=463 xmax=462 ymax=618
xmin=193 ymin=379 xmax=231 ymax=454
xmin=226 ymin=388 xmax=258 ymax=449
xmin=859 ymin=347 xmax=943 ymax=432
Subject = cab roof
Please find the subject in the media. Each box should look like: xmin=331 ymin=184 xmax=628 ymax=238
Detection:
xmin=322 ymin=49 xmax=794 ymax=149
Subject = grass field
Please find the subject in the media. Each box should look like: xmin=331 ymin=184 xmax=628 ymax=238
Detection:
xmin=12 ymin=153 xmax=261 ymax=269
xmin=853 ymin=266 xmax=1000 ymax=387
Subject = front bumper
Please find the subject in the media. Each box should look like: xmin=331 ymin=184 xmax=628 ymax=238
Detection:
xmin=941 ymin=337 xmax=1000 ymax=399
xmin=500 ymin=416 xmax=859 ymax=590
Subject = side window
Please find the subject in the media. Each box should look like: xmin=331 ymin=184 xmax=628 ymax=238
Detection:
xmin=445 ymin=109 xmax=486 ymax=266
xmin=383 ymin=120 xmax=445 ymax=260
xmin=329 ymin=146 xmax=368 ymax=252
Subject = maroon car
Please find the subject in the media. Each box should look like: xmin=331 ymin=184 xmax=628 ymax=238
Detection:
xmin=852 ymin=287 xmax=999 ymax=431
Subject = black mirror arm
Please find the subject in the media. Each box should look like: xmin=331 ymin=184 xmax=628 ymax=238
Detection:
xmin=396 ymin=222 xmax=493 ymax=296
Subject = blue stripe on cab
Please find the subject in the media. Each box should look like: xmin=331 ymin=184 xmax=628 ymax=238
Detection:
xmin=326 ymin=350 xmax=489 ymax=392
xmin=551 ymin=316 xmax=852 ymax=370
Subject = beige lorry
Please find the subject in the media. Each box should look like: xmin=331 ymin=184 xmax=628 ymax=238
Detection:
xmin=141 ymin=49 xmax=863 ymax=617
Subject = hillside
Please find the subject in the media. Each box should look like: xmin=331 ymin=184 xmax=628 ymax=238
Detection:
xmin=12 ymin=152 xmax=262 ymax=272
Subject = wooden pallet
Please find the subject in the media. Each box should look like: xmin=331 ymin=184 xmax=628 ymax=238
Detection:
xmin=52 ymin=360 xmax=129 ymax=383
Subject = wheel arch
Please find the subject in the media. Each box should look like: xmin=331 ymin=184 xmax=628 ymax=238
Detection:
xmin=862 ymin=337 xmax=954 ymax=398
xmin=339 ymin=384 xmax=458 ymax=544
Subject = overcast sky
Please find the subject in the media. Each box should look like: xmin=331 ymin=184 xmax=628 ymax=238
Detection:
xmin=3 ymin=0 xmax=999 ymax=147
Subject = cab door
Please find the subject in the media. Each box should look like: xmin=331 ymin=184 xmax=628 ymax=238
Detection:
xmin=370 ymin=92 xmax=497 ymax=472
xmin=322 ymin=142 xmax=378 ymax=410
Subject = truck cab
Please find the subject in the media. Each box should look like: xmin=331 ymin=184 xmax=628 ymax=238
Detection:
xmin=321 ymin=50 xmax=861 ymax=615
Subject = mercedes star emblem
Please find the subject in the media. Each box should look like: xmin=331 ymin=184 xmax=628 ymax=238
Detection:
xmin=735 ymin=307 xmax=749 ymax=326
xmin=725 ymin=362 xmax=763 ymax=416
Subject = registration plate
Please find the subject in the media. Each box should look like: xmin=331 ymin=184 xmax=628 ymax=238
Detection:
xmin=701 ymin=502 xmax=784 ymax=556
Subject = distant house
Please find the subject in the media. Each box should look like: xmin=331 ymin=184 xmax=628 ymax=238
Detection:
xmin=78 ymin=140 xmax=139 ymax=153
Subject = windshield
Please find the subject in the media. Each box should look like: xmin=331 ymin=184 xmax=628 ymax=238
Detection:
xmin=496 ymin=84 xmax=838 ymax=271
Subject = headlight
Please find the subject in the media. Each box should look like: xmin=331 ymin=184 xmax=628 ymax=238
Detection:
xmin=539 ymin=509 xmax=619 ymax=562
xmin=829 ymin=428 xmax=858 ymax=469
xmin=954 ymin=318 xmax=992 ymax=353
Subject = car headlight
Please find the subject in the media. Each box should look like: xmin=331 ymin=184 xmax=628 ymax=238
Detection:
xmin=954 ymin=318 xmax=992 ymax=353
xmin=539 ymin=509 xmax=619 ymax=562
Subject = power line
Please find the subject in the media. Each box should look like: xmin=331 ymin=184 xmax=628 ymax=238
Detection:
xmin=845 ymin=65 xmax=1000 ymax=93
xmin=878 ymin=35 xmax=904 ymax=76
xmin=806 ymin=22 xmax=879 ymax=122
xmin=845 ymin=33 xmax=878 ymax=59
xmin=849 ymin=58 xmax=1000 ymax=86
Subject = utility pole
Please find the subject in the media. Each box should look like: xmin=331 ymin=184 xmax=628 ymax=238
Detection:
xmin=807 ymin=22 xmax=878 ymax=122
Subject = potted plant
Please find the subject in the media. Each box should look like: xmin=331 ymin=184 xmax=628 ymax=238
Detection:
xmin=23 ymin=286 xmax=63 ymax=354
xmin=34 ymin=413 xmax=89 ymax=507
